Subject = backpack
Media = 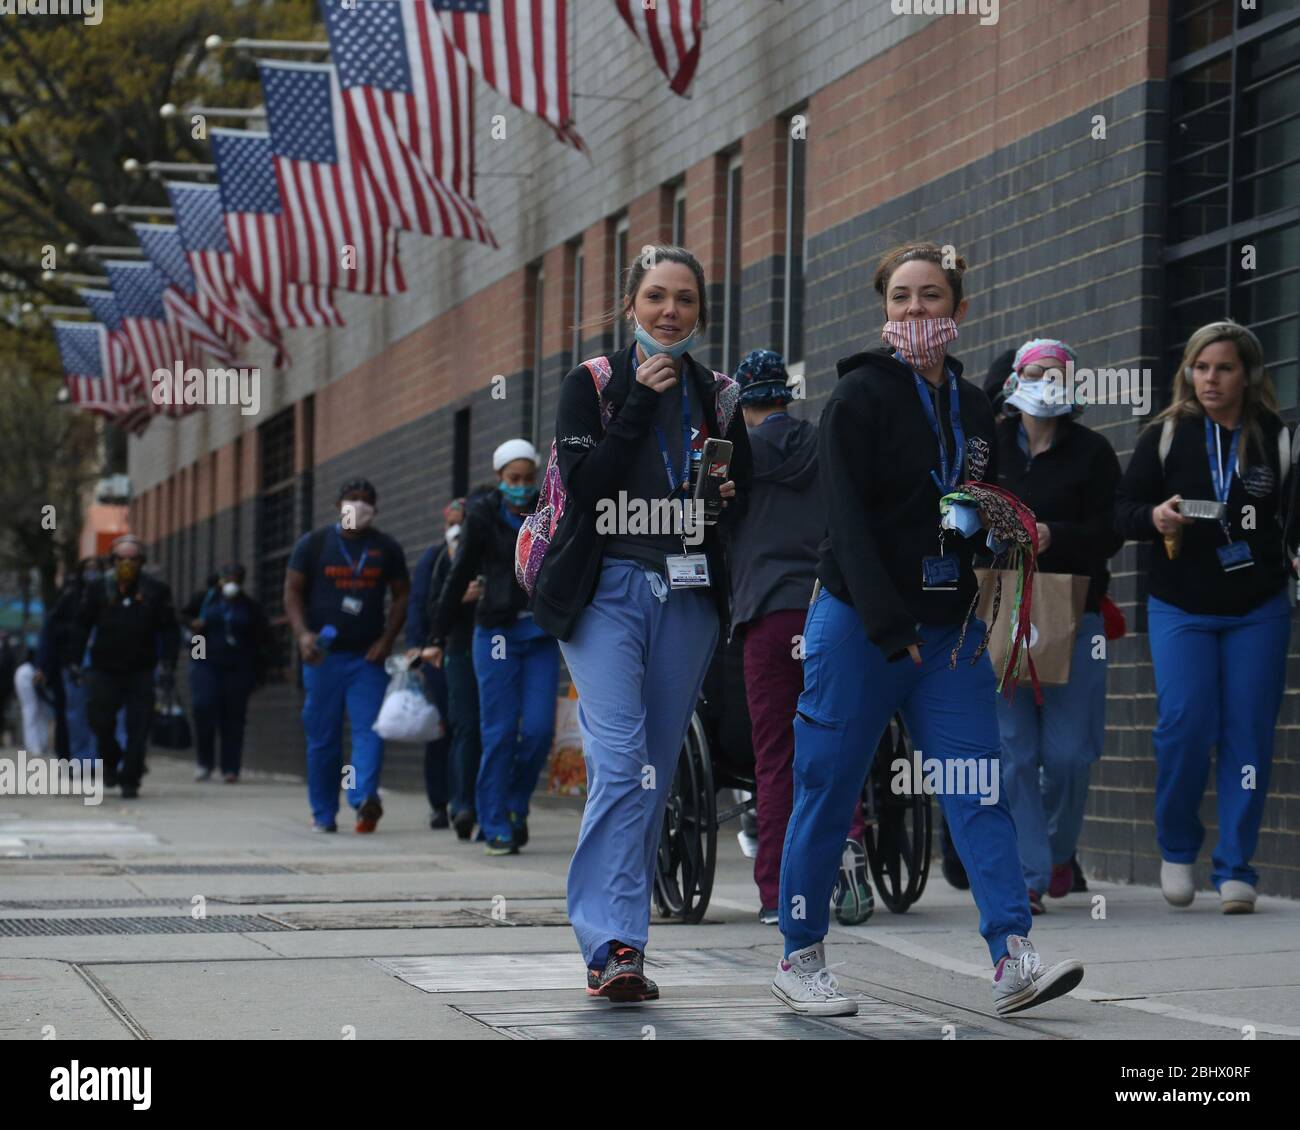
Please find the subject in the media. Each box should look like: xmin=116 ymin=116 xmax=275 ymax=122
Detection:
xmin=515 ymin=355 xmax=740 ymax=596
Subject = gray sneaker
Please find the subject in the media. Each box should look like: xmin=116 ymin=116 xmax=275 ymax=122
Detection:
xmin=771 ymin=942 xmax=858 ymax=1016
xmin=993 ymin=935 xmax=1084 ymax=1015
xmin=832 ymin=839 xmax=875 ymax=925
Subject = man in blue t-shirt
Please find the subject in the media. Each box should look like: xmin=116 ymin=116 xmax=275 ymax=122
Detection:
xmin=284 ymin=478 xmax=410 ymax=833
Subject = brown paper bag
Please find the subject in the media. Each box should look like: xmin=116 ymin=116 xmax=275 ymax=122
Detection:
xmin=974 ymin=570 xmax=1090 ymax=687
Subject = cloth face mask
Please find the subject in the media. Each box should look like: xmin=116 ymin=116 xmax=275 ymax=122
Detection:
xmin=882 ymin=317 xmax=959 ymax=372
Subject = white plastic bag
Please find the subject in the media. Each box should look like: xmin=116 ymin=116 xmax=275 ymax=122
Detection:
xmin=373 ymin=658 xmax=443 ymax=743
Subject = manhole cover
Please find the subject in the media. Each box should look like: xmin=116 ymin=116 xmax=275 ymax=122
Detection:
xmin=0 ymin=915 xmax=290 ymax=936
xmin=375 ymin=949 xmax=766 ymax=994
xmin=458 ymin=999 xmax=999 ymax=1040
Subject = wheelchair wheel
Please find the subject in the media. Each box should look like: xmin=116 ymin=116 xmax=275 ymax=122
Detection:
xmin=861 ymin=714 xmax=932 ymax=913
xmin=653 ymin=711 xmax=717 ymax=923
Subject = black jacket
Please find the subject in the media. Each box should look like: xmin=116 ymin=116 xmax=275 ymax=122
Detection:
xmin=1115 ymin=411 xmax=1295 ymax=616
xmin=428 ymin=543 xmax=475 ymax=652
xmin=431 ymin=491 xmax=531 ymax=641
xmin=995 ymin=416 xmax=1123 ymax=613
xmin=728 ymin=413 xmax=824 ymax=629
xmin=531 ymin=345 xmax=753 ymax=642
xmin=816 ymin=347 xmax=999 ymax=657
xmin=75 ymin=572 xmax=180 ymax=675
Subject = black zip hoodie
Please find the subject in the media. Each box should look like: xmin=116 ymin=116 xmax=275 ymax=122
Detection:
xmin=1114 ymin=411 xmax=1295 ymax=616
xmin=531 ymin=344 xmax=753 ymax=642
xmin=431 ymin=490 xmax=533 ymax=641
xmin=816 ymin=347 xmax=998 ymax=657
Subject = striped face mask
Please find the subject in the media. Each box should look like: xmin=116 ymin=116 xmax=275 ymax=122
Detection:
xmin=882 ymin=317 xmax=959 ymax=372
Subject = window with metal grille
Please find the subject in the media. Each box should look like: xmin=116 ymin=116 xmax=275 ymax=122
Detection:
xmin=1166 ymin=2 xmax=1300 ymax=406
xmin=723 ymin=155 xmax=743 ymax=373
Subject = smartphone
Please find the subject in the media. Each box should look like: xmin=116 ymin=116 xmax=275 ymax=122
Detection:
xmin=1178 ymin=499 xmax=1227 ymax=521
xmin=692 ymin=438 xmax=733 ymax=524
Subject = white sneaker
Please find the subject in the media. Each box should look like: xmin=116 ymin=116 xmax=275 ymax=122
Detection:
xmin=194 ymin=767 xmax=212 ymax=782
xmin=771 ymin=942 xmax=858 ymax=1016
xmin=736 ymin=830 xmax=759 ymax=859
xmin=992 ymin=935 xmax=1084 ymax=1016
xmin=1219 ymin=880 xmax=1256 ymax=914
xmin=1161 ymin=860 xmax=1195 ymax=907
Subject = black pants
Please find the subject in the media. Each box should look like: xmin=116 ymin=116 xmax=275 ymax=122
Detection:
xmin=87 ymin=669 xmax=154 ymax=787
xmin=191 ymin=662 xmax=254 ymax=775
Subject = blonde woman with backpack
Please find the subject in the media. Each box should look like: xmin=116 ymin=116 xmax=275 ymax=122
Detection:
xmin=527 ymin=245 xmax=751 ymax=1001
xmin=1115 ymin=320 xmax=1295 ymax=914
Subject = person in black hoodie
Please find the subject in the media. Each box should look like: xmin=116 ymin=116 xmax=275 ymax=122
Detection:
xmin=74 ymin=535 xmax=179 ymax=798
xmin=532 ymin=244 xmax=751 ymax=1003
xmin=771 ymin=242 xmax=1084 ymax=1019
xmin=1115 ymin=319 xmax=1294 ymax=915
xmin=425 ymin=442 xmax=558 ymax=857
xmin=993 ymin=339 xmax=1123 ymax=913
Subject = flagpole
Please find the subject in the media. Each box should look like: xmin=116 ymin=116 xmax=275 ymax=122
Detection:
xmin=204 ymin=34 xmax=329 ymax=55
xmin=92 ymin=203 xmax=174 ymax=218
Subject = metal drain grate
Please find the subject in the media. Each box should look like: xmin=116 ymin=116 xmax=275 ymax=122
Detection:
xmin=0 ymin=898 xmax=193 ymax=910
xmin=0 ymin=853 xmax=113 ymax=861
xmin=0 ymin=915 xmax=290 ymax=936
xmin=121 ymin=863 xmax=294 ymax=875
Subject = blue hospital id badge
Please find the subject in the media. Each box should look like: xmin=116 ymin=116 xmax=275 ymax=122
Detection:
xmin=921 ymin=554 xmax=960 ymax=591
xmin=1217 ymin=541 xmax=1253 ymax=572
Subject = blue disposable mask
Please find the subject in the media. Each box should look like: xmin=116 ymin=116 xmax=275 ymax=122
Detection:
xmin=499 ymin=482 xmax=538 ymax=507
xmin=633 ymin=317 xmax=697 ymax=361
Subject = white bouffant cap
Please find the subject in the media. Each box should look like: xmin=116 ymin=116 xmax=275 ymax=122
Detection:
xmin=493 ymin=438 xmax=539 ymax=471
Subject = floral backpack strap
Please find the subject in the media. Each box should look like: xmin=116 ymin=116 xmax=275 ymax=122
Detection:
xmin=581 ymin=356 xmax=615 ymax=429
xmin=712 ymin=371 xmax=740 ymax=434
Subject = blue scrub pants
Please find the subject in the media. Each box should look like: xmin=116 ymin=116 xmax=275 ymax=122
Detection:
xmin=301 ymin=651 xmax=389 ymax=826
xmin=63 ymin=670 xmax=95 ymax=762
xmin=781 ymin=588 xmax=1031 ymax=965
xmin=561 ymin=560 xmax=718 ymax=966
xmin=191 ymin=661 xmax=256 ymax=776
xmin=472 ymin=619 xmax=560 ymax=843
xmin=996 ymin=612 xmax=1107 ymax=892
xmin=1148 ymin=591 xmax=1290 ymax=888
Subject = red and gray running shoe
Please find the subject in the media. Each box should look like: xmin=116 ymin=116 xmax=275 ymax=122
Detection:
xmin=587 ymin=944 xmax=659 ymax=1003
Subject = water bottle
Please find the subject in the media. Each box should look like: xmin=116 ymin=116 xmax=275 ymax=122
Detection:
xmin=317 ymin=625 xmax=338 ymax=654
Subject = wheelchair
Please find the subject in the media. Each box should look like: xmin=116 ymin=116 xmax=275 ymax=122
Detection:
xmin=653 ymin=634 xmax=932 ymax=922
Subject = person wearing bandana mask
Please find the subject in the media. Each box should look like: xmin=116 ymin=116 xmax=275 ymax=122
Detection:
xmin=404 ymin=498 xmax=481 ymax=835
xmin=73 ymin=535 xmax=179 ymax=798
xmin=189 ymin=562 xmax=271 ymax=784
xmin=422 ymin=441 xmax=559 ymax=857
xmin=771 ymin=242 xmax=1084 ymax=1018
xmin=285 ymin=479 xmax=410 ymax=833
xmin=993 ymin=340 xmax=1123 ymax=912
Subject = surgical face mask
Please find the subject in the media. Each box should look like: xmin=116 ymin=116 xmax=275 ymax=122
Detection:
xmin=221 ymin=582 xmax=241 ymax=599
xmin=498 ymin=481 xmax=538 ymax=508
xmin=113 ymin=557 xmax=141 ymax=584
xmin=882 ymin=317 xmax=959 ymax=372
xmin=1004 ymin=374 xmax=1072 ymax=419
xmin=445 ymin=524 xmax=461 ymax=546
xmin=340 ymin=499 xmax=375 ymax=530
xmin=633 ymin=316 xmax=697 ymax=361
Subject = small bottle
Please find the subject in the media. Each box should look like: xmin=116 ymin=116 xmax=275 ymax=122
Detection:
xmin=317 ymin=625 xmax=338 ymax=654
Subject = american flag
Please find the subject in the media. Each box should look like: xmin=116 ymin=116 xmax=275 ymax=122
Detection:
xmin=104 ymin=260 xmax=202 ymax=418
xmin=614 ymin=0 xmax=703 ymax=96
xmin=258 ymin=60 xmax=405 ymax=295
xmin=433 ymin=0 xmax=585 ymax=152
xmin=133 ymin=219 xmax=239 ymax=366
xmin=209 ymin=128 xmax=344 ymax=331
xmin=320 ymin=0 xmax=496 ymax=246
xmin=53 ymin=320 xmax=151 ymax=433
xmin=76 ymin=288 xmax=141 ymax=390
xmin=161 ymin=185 xmax=279 ymax=359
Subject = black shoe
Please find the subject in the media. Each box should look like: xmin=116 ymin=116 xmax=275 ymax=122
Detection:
xmin=508 ymin=812 xmax=529 ymax=849
xmin=588 ymin=943 xmax=658 ymax=1002
xmin=452 ymin=810 xmax=474 ymax=841
xmin=429 ymin=807 xmax=450 ymax=830
xmin=120 ymin=785 xmax=139 ymax=800
xmin=1070 ymin=853 xmax=1088 ymax=893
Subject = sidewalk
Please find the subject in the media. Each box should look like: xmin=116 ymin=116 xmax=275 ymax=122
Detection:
xmin=1 ymin=752 xmax=1297 ymax=1041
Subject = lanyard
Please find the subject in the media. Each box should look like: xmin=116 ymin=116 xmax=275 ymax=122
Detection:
xmin=334 ymin=526 xmax=371 ymax=577
xmin=635 ymin=351 xmax=692 ymax=496
xmin=1205 ymin=417 xmax=1239 ymax=535
xmin=905 ymin=356 xmax=964 ymax=494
